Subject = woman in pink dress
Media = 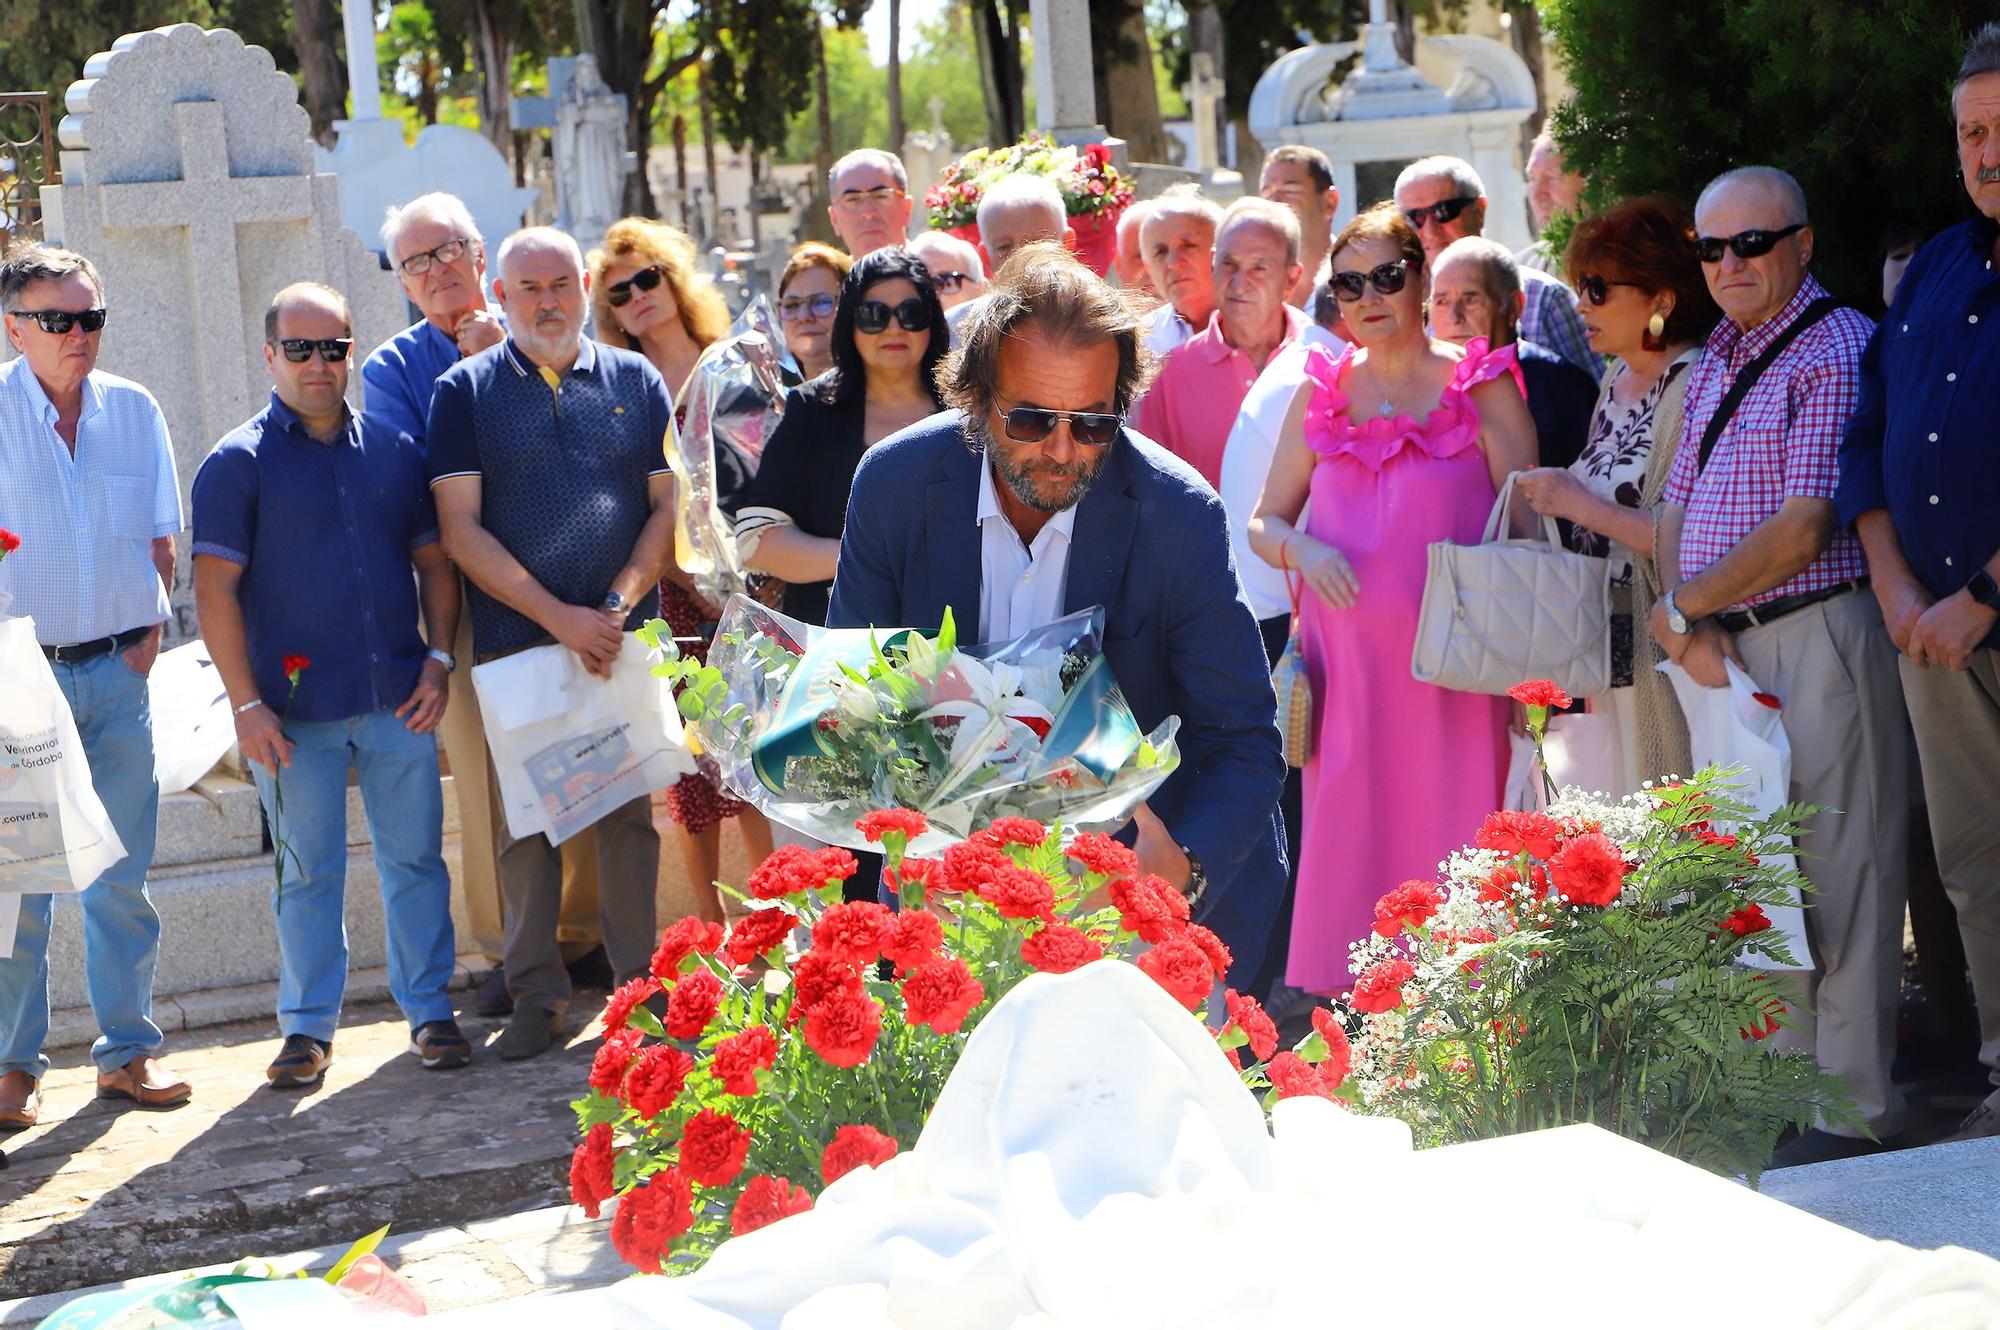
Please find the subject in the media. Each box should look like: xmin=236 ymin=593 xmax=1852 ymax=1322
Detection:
xmin=1250 ymin=203 xmax=1537 ymax=995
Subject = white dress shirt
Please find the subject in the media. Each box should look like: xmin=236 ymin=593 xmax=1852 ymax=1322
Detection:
xmin=1217 ymin=323 xmax=1346 ymax=622
xmin=975 ymin=455 xmax=1077 ymax=644
xmin=1144 ymin=303 xmax=1195 ymax=357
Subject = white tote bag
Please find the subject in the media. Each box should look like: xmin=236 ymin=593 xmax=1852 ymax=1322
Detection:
xmin=1411 ymin=473 xmax=1612 ymax=699
xmin=1658 ymin=659 xmax=1811 ymax=972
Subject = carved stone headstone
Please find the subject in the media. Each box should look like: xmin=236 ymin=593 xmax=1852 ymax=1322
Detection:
xmin=900 ymin=97 xmax=954 ymax=239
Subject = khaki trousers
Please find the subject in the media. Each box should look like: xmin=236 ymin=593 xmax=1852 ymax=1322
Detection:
xmin=1732 ymin=590 xmax=1910 ymax=1137
xmin=439 ymin=611 xmax=603 ymax=963
xmin=1899 ymin=647 xmax=2000 ymax=1086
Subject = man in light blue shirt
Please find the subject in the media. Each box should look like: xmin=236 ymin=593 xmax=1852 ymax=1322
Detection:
xmin=0 ymin=245 xmax=190 ymax=1128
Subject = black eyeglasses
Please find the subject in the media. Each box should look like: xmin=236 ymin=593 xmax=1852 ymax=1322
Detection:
xmin=853 ymin=298 xmax=933 ymax=334
xmin=398 ymin=237 xmax=472 ymax=277
xmin=1692 ymin=223 xmax=1806 ymax=264
xmin=928 ymin=271 xmax=971 ymax=293
xmin=12 ymin=307 xmax=107 ymax=335
xmin=996 ymin=399 xmax=1123 ymax=447
xmin=606 ymin=266 xmax=663 ymax=308
xmin=1402 ymin=196 xmax=1478 ymax=230
xmin=272 ymin=337 xmax=354 ymax=363
xmin=1329 ymin=260 xmax=1412 ymax=302
xmin=778 ymin=293 xmax=837 ymax=322
xmin=1576 ymin=274 xmax=1642 ymax=306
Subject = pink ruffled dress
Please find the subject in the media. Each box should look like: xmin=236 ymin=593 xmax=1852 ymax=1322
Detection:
xmin=1287 ymin=340 xmax=1513 ymax=994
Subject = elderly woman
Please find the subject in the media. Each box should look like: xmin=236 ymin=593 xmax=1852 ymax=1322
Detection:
xmin=1249 ymin=203 xmax=1537 ymax=994
xmin=1512 ymin=196 xmax=1720 ymax=794
xmin=908 ymin=230 xmax=988 ymax=312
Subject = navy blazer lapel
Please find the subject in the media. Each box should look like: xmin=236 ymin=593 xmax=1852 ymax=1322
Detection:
xmin=926 ymin=443 xmax=983 ymax=632
xmin=1064 ymin=437 xmax=1138 ymax=619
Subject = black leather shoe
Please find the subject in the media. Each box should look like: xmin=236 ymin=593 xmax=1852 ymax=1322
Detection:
xmin=473 ymin=964 xmax=513 ymax=1018
xmin=565 ymin=945 xmax=614 ymax=991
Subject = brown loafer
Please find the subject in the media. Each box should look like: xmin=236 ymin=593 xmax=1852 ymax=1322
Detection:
xmin=0 ymin=1070 xmax=38 ymax=1130
xmin=96 ymin=1054 xmax=192 ymax=1108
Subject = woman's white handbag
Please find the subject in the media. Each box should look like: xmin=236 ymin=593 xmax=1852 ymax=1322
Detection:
xmin=1410 ymin=473 xmax=1612 ymax=698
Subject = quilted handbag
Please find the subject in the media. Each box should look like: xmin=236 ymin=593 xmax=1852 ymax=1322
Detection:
xmin=1410 ymin=473 xmax=1611 ymax=698
xmin=1271 ymin=574 xmax=1313 ymax=769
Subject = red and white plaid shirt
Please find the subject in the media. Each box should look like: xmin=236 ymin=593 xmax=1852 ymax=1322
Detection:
xmin=1664 ymin=276 xmax=1874 ymax=608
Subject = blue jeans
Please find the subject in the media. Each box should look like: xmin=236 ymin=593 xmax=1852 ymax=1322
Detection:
xmin=249 ymin=707 xmax=457 ymax=1042
xmin=0 ymin=651 xmax=165 ymax=1079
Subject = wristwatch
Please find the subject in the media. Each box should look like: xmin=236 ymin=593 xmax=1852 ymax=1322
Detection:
xmin=1663 ymin=587 xmax=1692 ymax=636
xmin=601 ymin=590 xmax=630 ymax=616
xmin=1968 ymin=569 xmax=2000 ymax=610
xmin=1179 ymin=843 xmax=1208 ymax=908
xmin=426 ymin=647 xmax=457 ymax=672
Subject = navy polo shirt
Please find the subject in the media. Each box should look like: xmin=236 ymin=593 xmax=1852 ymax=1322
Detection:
xmin=424 ymin=336 xmax=673 ymax=659
xmin=191 ymin=393 xmax=438 ymax=722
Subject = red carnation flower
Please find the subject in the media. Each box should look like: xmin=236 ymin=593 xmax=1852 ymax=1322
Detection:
xmin=802 ymin=989 xmax=881 ymax=1067
xmin=1224 ymin=989 xmax=1278 ymax=1062
xmin=1067 ymin=831 xmax=1138 ymax=880
xmin=900 ymin=956 xmax=985 ymax=1035
xmin=1110 ymin=874 xmax=1191 ymax=944
xmin=787 ymin=949 xmax=865 ymax=1025
xmin=665 ymin=967 xmax=724 ymax=1039
xmin=651 ymin=916 xmax=724 ymax=979
xmin=1695 ymin=829 xmax=1741 ymax=850
xmin=985 ymin=816 xmax=1048 ymax=848
xmin=1721 ymin=903 xmax=1771 ymax=937
xmin=977 ymin=864 xmax=1057 ymax=922
xmin=1267 ymin=1051 xmax=1333 ymax=1100
xmin=1372 ymin=880 xmax=1444 ymax=937
xmin=609 ymin=1167 xmax=695 ymax=1273
xmin=856 ymin=808 xmax=929 ymax=844
xmin=939 ymin=840 xmax=1011 ymax=895
xmin=1507 ymin=679 xmax=1572 ymax=710
xmin=1138 ymin=933 xmax=1218 ymax=1010
xmin=711 ymin=1025 xmax=779 ymax=1096
xmin=746 ymin=844 xmax=833 ymax=900
xmin=589 ymin=1027 xmax=644 ymax=1096
xmin=814 ymin=846 xmax=859 ymax=885
xmin=725 ymin=908 xmax=797 ymax=967
xmin=1741 ymin=999 xmax=1786 ymax=1040
xmin=886 ymin=855 xmax=940 ymax=896
xmin=1351 ymin=957 xmax=1417 ymax=1014
xmin=677 ymin=1107 xmax=752 ymax=1187
xmin=821 ymin=1124 xmax=899 ymax=1184
xmin=568 ymin=1122 xmax=615 ymax=1218
xmin=880 ymin=909 xmax=944 ymax=972
xmin=1311 ymin=1008 xmax=1353 ymax=1086
xmin=282 ymin=653 xmax=311 ymax=679
xmin=812 ymin=900 xmax=896 ymax=967
xmin=623 ymin=1044 xmax=695 ymax=1119
xmin=1186 ymin=923 xmax=1232 ymax=979
xmin=730 ymin=1174 xmax=814 ymax=1235
xmin=1020 ymin=922 xmax=1104 ymax=974
xmin=1476 ymin=810 xmax=1565 ymax=861
xmin=0 ymin=528 xmax=20 ymax=556
xmin=1549 ymin=833 xmax=1628 ymax=908
xmin=600 ymin=976 xmax=661 ymax=1034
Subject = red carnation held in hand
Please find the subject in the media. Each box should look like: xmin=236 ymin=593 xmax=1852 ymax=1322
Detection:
xmin=1507 ymin=679 xmax=1572 ymax=710
xmin=609 ymin=1167 xmax=695 ymax=1273
xmin=1549 ymin=833 xmax=1628 ymax=908
xmin=623 ymin=1045 xmax=695 ymax=1119
xmin=821 ymin=1124 xmax=899 ymax=1184
xmin=677 ymin=1107 xmax=753 ymax=1187
xmin=568 ymin=1122 xmax=615 ymax=1218
xmin=1372 ymin=879 xmax=1444 ymax=937
xmin=730 ymin=1175 xmax=814 ymax=1235
xmin=1019 ymin=922 xmax=1105 ymax=974
xmin=900 ymin=956 xmax=985 ymax=1035
xmin=0 ymin=528 xmax=20 ymax=556
xmin=665 ymin=968 xmax=724 ymax=1039
xmin=711 ymin=1025 xmax=779 ymax=1096
xmin=803 ymin=988 xmax=882 ymax=1067
xmin=1351 ymin=957 xmax=1418 ymax=1014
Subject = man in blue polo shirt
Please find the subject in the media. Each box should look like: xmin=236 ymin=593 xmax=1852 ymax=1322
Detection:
xmin=428 ymin=227 xmax=677 ymax=1060
xmin=192 ymin=282 xmax=469 ymax=1089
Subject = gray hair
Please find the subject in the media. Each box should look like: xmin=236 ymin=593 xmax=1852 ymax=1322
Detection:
xmin=1433 ymin=235 xmax=1521 ymax=306
xmin=909 ymin=229 xmax=986 ymax=282
xmin=1115 ymin=197 xmax=1158 ymax=244
xmin=381 ymin=191 xmax=483 ymax=262
xmin=1696 ymin=165 xmax=1809 ymax=227
xmin=493 ymin=226 xmax=585 ymax=282
xmin=977 ymin=173 xmax=1068 ymax=244
xmin=0 ymin=243 xmax=104 ymax=312
xmin=829 ymin=148 xmax=908 ymax=194
xmin=1140 ymin=183 xmax=1224 ymax=243
xmin=264 ymin=281 xmax=353 ymax=342
xmin=1218 ymin=195 xmax=1303 ymax=267
xmin=1956 ymin=22 xmax=2000 ymax=97
xmin=1395 ymin=155 xmax=1486 ymax=203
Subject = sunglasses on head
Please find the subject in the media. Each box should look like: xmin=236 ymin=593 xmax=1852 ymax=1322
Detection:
xmin=605 ymin=266 xmax=663 ymax=308
xmin=778 ymin=292 xmax=837 ymax=322
xmin=1402 ymin=195 xmax=1478 ymax=230
xmin=272 ymin=337 xmax=354 ymax=363
xmin=998 ymin=402 xmax=1123 ymax=447
xmin=1692 ymin=223 xmax=1806 ymax=264
xmin=853 ymin=298 xmax=933 ymax=334
xmin=1576 ymin=274 xmax=1641 ymax=306
xmin=13 ymin=307 xmax=107 ymax=335
xmin=1329 ymin=260 xmax=1411 ymax=302
xmin=928 ymin=271 xmax=971 ymax=293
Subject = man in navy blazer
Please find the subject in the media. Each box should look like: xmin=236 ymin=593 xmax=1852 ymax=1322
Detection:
xmin=829 ymin=243 xmax=1287 ymax=986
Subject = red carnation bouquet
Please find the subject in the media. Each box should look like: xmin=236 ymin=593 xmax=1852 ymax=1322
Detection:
xmin=1328 ymin=681 xmax=1856 ymax=1183
xmin=571 ymin=810 xmax=1354 ymax=1274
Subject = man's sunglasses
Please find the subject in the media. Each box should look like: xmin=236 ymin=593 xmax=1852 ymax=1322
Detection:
xmin=12 ymin=307 xmax=107 ymax=335
xmin=606 ymin=266 xmax=663 ymax=308
xmin=272 ymin=337 xmax=354 ymax=363
xmin=853 ymin=298 xmax=933 ymax=334
xmin=928 ymin=270 xmax=972 ymax=293
xmin=778 ymin=293 xmax=836 ymax=322
xmin=1576 ymin=274 xmax=1641 ymax=306
xmin=1692 ymin=223 xmax=1806 ymax=264
xmin=1329 ymin=260 xmax=1412 ymax=302
xmin=1402 ymin=196 xmax=1478 ymax=230
xmin=399 ymin=237 xmax=471 ymax=276
xmin=1000 ymin=404 xmax=1122 ymax=447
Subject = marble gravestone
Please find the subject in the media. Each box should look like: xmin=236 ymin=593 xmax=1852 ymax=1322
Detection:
xmin=553 ymin=54 xmax=632 ymax=251
xmin=40 ymin=24 xmax=406 ymax=639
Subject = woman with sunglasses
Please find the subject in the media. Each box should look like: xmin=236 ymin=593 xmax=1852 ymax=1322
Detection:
xmin=1512 ymin=196 xmax=1720 ymax=795
xmin=737 ymin=246 xmax=946 ymax=626
xmin=1248 ymin=201 xmax=1537 ymax=997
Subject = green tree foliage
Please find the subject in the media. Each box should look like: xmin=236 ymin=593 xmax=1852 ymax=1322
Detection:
xmin=0 ymin=0 xmax=297 ymax=108
xmin=1545 ymin=0 xmax=1982 ymax=308
xmin=777 ymin=13 xmax=989 ymax=162
xmin=697 ymin=0 xmax=824 ymax=157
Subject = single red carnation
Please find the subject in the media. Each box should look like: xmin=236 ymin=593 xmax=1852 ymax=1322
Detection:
xmin=1476 ymin=810 xmax=1565 ymax=861
xmin=568 ymin=1122 xmax=615 ymax=1218
xmin=787 ymin=949 xmax=865 ymax=1024
xmin=814 ymin=846 xmax=859 ymax=886
xmin=1139 ymin=933 xmax=1218 ymax=1010
xmin=1186 ymin=923 xmax=1233 ymax=979
xmin=1311 ymin=1008 xmax=1353 ymax=1086
xmin=677 ymin=1107 xmax=752 ymax=1187
xmin=1267 ymin=1051 xmax=1333 ymax=1100
xmin=0 ymin=528 xmax=20 ymax=555
xmin=1224 ymin=989 xmax=1278 ymax=1061
xmin=665 ymin=968 xmax=724 ymax=1039
xmin=900 ymin=956 xmax=985 ymax=1034
xmin=886 ymin=856 xmax=940 ymax=896
xmin=600 ymin=976 xmax=662 ymax=1034
xmin=1721 ymin=903 xmax=1772 ymax=937
xmin=985 ymin=816 xmax=1048 ymax=848
xmin=1067 ymin=831 xmax=1138 ymax=880
xmin=939 ymin=840 xmax=1011 ymax=895
xmin=812 ymin=900 xmax=895 ymax=966
xmin=802 ymin=989 xmax=881 ymax=1067
xmin=1351 ymin=957 xmax=1417 ymax=1014
xmin=1507 ymin=679 xmax=1573 ymax=710
xmin=1549 ymin=833 xmax=1628 ymax=908
xmin=745 ymin=844 xmax=841 ymax=900
xmin=282 ymin=653 xmax=311 ymax=677
xmin=1372 ymin=880 xmax=1444 ymax=937
xmin=856 ymin=809 xmax=929 ymax=843
xmin=725 ymin=908 xmax=797 ymax=967
xmin=1020 ymin=922 xmax=1104 ymax=974
xmin=730 ymin=1174 xmax=814 ymax=1235
xmin=589 ymin=1027 xmax=644 ymax=1096
xmin=820 ymin=1124 xmax=899 ymax=1184
xmin=1110 ymin=874 xmax=1191 ymax=944
xmin=977 ymin=864 xmax=1057 ymax=921
xmin=609 ymin=1167 xmax=695 ymax=1273
xmin=623 ymin=1044 xmax=695 ymax=1119
xmin=880 ymin=909 xmax=944 ymax=972
xmin=1695 ymin=829 xmax=1741 ymax=850
xmin=651 ymin=916 xmax=724 ymax=979
xmin=711 ymin=1025 xmax=779 ymax=1096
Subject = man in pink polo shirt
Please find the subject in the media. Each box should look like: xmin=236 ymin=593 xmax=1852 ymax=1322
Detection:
xmin=1131 ymin=197 xmax=1307 ymax=490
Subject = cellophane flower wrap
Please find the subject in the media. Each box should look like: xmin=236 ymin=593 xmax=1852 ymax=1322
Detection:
xmin=642 ymin=596 xmax=1180 ymax=855
xmin=924 ymin=133 xmax=1135 ymax=231
xmin=569 ymin=812 xmax=1358 ymax=1274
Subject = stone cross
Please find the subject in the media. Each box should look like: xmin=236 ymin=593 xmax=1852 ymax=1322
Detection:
xmin=341 ymin=0 xmax=382 ymax=122
xmin=1028 ymin=0 xmax=1107 ymax=146
xmin=928 ymin=96 xmax=946 ymax=137
xmin=1185 ymin=52 xmax=1224 ymax=171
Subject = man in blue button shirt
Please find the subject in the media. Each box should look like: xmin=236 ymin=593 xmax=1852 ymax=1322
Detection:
xmin=1838 ymin=22 xmax=2000 ymax=1144
xmin=192 ymin=282 xmax=470 ymax=1089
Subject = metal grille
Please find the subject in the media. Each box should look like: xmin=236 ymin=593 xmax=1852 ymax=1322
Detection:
xmin=0 ymin=91 xmax=60 ymax=246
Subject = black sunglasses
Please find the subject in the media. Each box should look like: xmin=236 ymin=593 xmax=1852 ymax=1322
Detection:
xmin=778 ymin=293 xmax=837 ymax=322
xmin=1329 ymin=260 xmax=1412 ymax=302
xmin=1576 ymin=274 xmax=1642 ymax=306
xmin=13 ymin=307 xmax=108 ymax=335
xmin=853 ymin=298 xmax=933 ymax=334
xmin=1402 ymin=196 xmax=1478 ymax=230
xmin=606 ymin=266 xmax=663 ymax=308
xmin=1692 ymin=223 xmax=1806 ymax=264
xmin=272 ymin=337 xmax=354 ymax=363
xmin=928 ymin=271 xmax=971 ymax=293
xmin=998 ymin=403 xmax=1122 ymax=447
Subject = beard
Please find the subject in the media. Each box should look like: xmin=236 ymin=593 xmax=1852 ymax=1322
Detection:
xmin=986 ymin=427 xmax=1110 ymax=515
xmin=515 ymin=312 xmax=581 ymax=364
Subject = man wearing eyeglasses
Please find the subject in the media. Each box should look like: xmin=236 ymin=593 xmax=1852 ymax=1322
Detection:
xmin=0 ymin=245 xmax=190 ymax=1128
xmin=192 ymin=283 xmax=469 ymax=1090
xmin=830 ymin=242 xmax=1287 ymax=988
xmin=1651 ymin=165 xmax=1911 ymax=1168
xmin=827 ymin=149 xmax=915 ymax=257
xmin=1394 ymin=155 xmax=1600 ymax=378
xmin=908 ymin=230 xmax=987 ymax=312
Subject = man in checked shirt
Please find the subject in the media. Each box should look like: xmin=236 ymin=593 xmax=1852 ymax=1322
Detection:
xmin=1650 ymin=166 xmax=1911 ymax=1168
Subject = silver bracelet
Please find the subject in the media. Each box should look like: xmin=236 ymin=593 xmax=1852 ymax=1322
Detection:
xmin=233 ymin=698 xmax=265 ymax=717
